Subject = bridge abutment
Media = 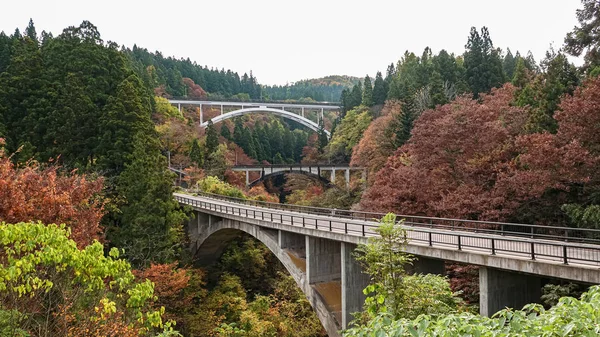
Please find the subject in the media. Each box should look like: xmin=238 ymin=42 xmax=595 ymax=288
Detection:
xmin=479 ymin=267 xmax=541 ymax=316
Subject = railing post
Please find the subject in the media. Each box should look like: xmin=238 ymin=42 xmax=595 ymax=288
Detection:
xmin=563 ymin=245 xmax=568 ymax=264
xmin=531 ymin=226 xmax=534 ymax=239
xmin=457 ymin=235 xmax=462 ymax=250
xmin=362 ymin=225 xmax=365 ymax=236
xmin=531 ymin=242 xmax=535 ymax=260
xmin=329 ymin=220 xmax=332 ymax=231
xmin=303 ymin=217 xmax=305 ymax=227
xmin=345 ymin=222 xmax=348 ymax=234
xmin=491 ymin=238 xmax=495 ymax=255
xmin=428 ymin=232 xmax=432 ymax=246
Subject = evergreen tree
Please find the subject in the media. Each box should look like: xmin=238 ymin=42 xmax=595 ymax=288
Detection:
xmin=97 ymin=74 xmax=153 ymax=174
xmin=317 ymin=119 xmax=328 ymax=154
xmin=233 ymin=117 xmax=244 ymax=145
xmin=340 ymin=88 xmax=350 ymax=115
xmin=109 ymin=133 xmax=186 ymax=267
xmin=503 ymin=48 xmax=517 ymax=80
xmin=564 ymin=0 xmax=600 ymax=71
xmin=220 ymin=125 xmax=231 ymax=140
xmin=349 ymin=81 xmax=363 ymax=110
xmin=189 ymin=138 xmax=203 ymax=167
xmin=464 ymin=26 xmax=505 ymax=98
xmin=512 ymin=58 xmax=529 ymax=88
xmin=372 ymin=71 xmax=387 ymax=105
xmin=205 ymin=120 xmax=219 ymax=155
xmin=25 ymin=19 xmax=37 ymax=43
xmin=282 ymin=129 xmax=296 ymax=161
xmin=394 ymin=100 xmax=416 ymax=148
xmin=362 ymin=75 xmax=373 ymax=106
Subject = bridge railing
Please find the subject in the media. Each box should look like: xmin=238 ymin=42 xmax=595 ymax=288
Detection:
xmin=186 ymin=191 xmax=600 ymax=245
xmin=175 ymin=193 xmax=600 ymax=267
xmin=231 ymin=164 xmax=360 ymax=169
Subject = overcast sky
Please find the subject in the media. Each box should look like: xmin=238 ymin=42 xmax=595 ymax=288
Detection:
xmin=0 ymin=0 xmax=583 ymax=85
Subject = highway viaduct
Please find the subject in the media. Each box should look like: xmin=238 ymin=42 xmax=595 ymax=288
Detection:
xmin=176 ymin=192 xmax=600 ymax=337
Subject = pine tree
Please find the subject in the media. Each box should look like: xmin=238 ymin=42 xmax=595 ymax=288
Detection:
xmin=503 ymin=48 xmax=517 ymax=80
xmin=564 ymin=0 xmax=600 ymax=71
xmin=109 ymin=133 xmax=187 ymax=267
xmin=317 ymin=119 xmax=328 ymax=154
xmin=189 ymin=138 xmax=203 ymax=167
xmin=220 ymin=125 xmax=231 ymax=140
xmin=372 ymin=71 xmax=387 ymax=105
xmin=362 ymin=75 xmax=373 ymax=106
xmin=512 ymin=58 xmax=529 ymax=88
xmin=25 ymin=19 xmax=37 ymax=44
xmin=464 ymin=26 xmax=505 ymax=98
xmin=282 ymin=129 xmax=295 ymax=161
xmin=205 ymin=120 xmax=219 ymax=156
xmin=349 ymin=81 xmax=363 ymax=110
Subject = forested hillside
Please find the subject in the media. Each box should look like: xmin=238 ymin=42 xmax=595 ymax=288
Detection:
xmin=3 ymin=0 xmax=600 ymax=336
xmin=263 ymin=75 xmax=360 ymax=102
xmin=125 ymin=46 xmax=262 ymax=100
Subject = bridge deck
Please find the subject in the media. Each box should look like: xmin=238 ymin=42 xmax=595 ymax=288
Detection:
xmin=176 ymin=192 xmax=600 ymax=283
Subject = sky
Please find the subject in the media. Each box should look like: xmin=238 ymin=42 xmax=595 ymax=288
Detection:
xmin=0 ymin=0 xmax=584 ymax=85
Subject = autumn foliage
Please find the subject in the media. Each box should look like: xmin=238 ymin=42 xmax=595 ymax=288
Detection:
xmin=351 ymin=100 xmax=402 ymax=183
xmin=0 ymin=143 xmax=105 ymax=247
xmin=360 ymin=83 xmax=596 ymax=225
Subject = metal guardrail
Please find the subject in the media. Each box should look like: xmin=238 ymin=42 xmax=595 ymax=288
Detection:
xmin=231 ymin=164 xmax=362 ymax=169
xmin=187 ymin=191 xmax=600 ymax=245
xmin=175 ymin=193 xmax=600 ymax=267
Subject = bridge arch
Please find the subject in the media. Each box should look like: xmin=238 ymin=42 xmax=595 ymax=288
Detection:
xmin=191 ymin=216 xmax=340 ymax=336
xmin=248 ymin=169 xmax=333 ymax=188
xmin=201 ymin=107 xmax=331 ymax=137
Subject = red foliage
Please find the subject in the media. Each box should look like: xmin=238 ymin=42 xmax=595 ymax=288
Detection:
xmin=183 ymin=78 xmax=207 ymax=99
xmin=555 ymin=77 xmax=600 ymax=155
xmin=134 ymin=263 xmax=192 ymax=323
xmin=224 ymin=169 xmax=246 ymax=188
xmin=360 ymin=84 xmax=595 ymax=225
xmin=0 ymin=147 xmax=105 ymax=247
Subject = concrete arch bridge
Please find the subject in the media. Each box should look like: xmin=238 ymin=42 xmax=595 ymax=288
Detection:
xmin=169 ymin=100 xmax=340 ymax=137
xmin=176 ymin=192 xmax=600 ymax=337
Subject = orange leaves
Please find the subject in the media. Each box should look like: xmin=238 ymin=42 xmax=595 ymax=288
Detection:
xmin=351 ymin=100 xmax=402 ymax=183
xmin=0 ymin=154 xmax=105 ymax=247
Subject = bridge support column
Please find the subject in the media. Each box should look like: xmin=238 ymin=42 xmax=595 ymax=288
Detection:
xmin=411 ymin=257 xmax=445 ymax=275
xmin=245 ymin=170 xmax=250 ymax=186
xmin=344 ymin=169 xmax=350 ymax=187
xmin=307 ymin=236 xmax=341 ymax=284
xmin=199 ymin=104 xmax=203 ymax=124
xmin=479 ymin=267 xmax=541 ymax=317
xmin=341 ymin=242 xmax=369 ymax=329
xmin=220 ymin=105 xmax=223 ymax=115
xmin=330 ymin=169 xmax=336 ymax=185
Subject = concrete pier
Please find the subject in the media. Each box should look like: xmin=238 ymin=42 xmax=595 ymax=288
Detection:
xmin=341 ymin=242 xmax=370 ymax=328
xmin=307 ymin=237 xmax=341 ymax=284
xmin=479 ymin=267 xmax=541 ymax=316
